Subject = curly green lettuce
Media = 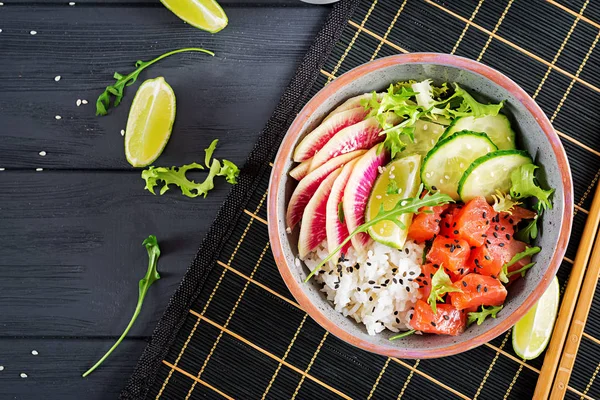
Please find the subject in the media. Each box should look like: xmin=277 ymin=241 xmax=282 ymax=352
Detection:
xmin=428 ymin=266 xmax=462 ymax=314
xmin=468 ymin=305 xmax=503 ymax=326
xmin=510 ymin=164 xmax=554 ymax=211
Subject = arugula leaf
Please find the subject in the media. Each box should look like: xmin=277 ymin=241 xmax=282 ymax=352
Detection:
xmin=468 ymin=305 xmax=503 ymax=326
xmin=389 ymin=329 xmax=416 ymax=341
xmin=387 ymin=179 xmax=400 ymax=195
xmin=507 ymin=262 xmax=536 ymax=278
xmin=499 ymin=246 xmax=541 ymax=283
xmin=428 ymin=265 xmax=462 ymax=314
xmin=491 ymin=190 xmax=522 ymax=214
xmin=82 ymin=235 xmax=161 ymax=377
xmin=96 ymin=48 xmax=214 ymax=116
xmin=510 ymin=164 xmax=554 ymax=210
xmin=337 ymin=201 xmax=345 ymax=224
xmin=142 ymin=140 xmax=239 ymax=197
xmin=205 ymin=139 xmax=219 ymax=167
xmin=515 ymin=215 xmax=539 ymax=244
xmin=304 ymin=187 xmax=453 ymax=282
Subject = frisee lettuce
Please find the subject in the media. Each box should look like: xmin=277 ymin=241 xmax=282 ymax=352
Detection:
xmin=515 ymin=215 xmax=539 ymax=244
xmin=491 ymin=190 xmax=522 ymax=214
xmin=510 ymin=164 xmax=554 ymax=211
xmin=428 ymin=265 xmax=462 ymax=314
xmin=142 ymin=139 xmax=239 ymax=198
xmin=468 ymin=305 xmax=503 ymax=326
xmin=304 ymin=187 xmax=453 ymax=282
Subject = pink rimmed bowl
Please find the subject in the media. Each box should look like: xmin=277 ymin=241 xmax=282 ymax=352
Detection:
xmin=268 ymin=53 xmax=573 ymax=358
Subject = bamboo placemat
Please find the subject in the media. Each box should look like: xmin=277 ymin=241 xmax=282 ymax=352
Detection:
xmin=123 ymin=1 xmax=600 ymax=399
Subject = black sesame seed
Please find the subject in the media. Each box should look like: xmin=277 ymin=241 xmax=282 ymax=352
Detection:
xmin=405 ymin=248 xmax=410 ymax=254
xmin=393 ymin=278 xmax=398 ymax=284
xmin=491 ymin=274 xmax=497 ymax=279
xmin=423 ymin=281 xmax=428 ymax=286
xmin=399 ymin=279 xmax=404 ymax=285
xmin=403 ymin=271 xmax=407 ymax=277
xmin=486 ymin=240 xmax=492 ymax=245
xmin=374 ymin=285 xmax=381 ymax=289
xmin=410 ymin=314 xmax=414 ymax=320
xmin=462 ymin=281 xmax=468 ymax=287
xmin=357 ymin=287 xmax=361 ymax=291
xmin=494 ymin=225 xmax=499 ymax=232
xmin=406 ymin=287 xmax=411 ymax=292
xmin=453 ymin=230 xmax=459 ymax=235
xmin=409 ymin=271 xmax=415 ymax=276
xmin=445 ymin=243 xmax=451 ymax=248
xmin=509 ymin=218 xmax=514 ymax=225
xmin=355 ymin=263 xmax=360 ymax=270
xmin=431 ymin=321 xmax=436 ymax=327
xmin=454 ymin=239 xmax=459 ymax=244
xmin=499 ymin=242 xmax=505 ymax=247
xmin=435 ymin=219 xmax=441 ymax=223
xmin=482 ymin=234 xmax=488 ymax=238
xmin=471 ymin=246 xmax=476 ymax=250
xmin=493 ymin=232 xmax=499 ymax=238
xmin=385 ymin=279 xmax=390 ymax=284
xmin=506 ymin=234 xmax=511 ymax=240
xmin=372 ymin=307 xmax=376 ymax=312
xmin=477 ymin=284 xmax=481 ymax=293
xmin=443 ymin=315 xmax=450 ymax=320
xmin=392 ymin=268 xmax=398 ymax=273
xmin=445 ymin=222 xmax=450 ymax=228
xmin=503 ymin=214 xmax=509 ymax=219
xmin=484 ymin=286 xmax=488 ymax=292
xmin=432 ymin=185 xmax=438 ymax=190
xmin=368 ymin=280 xmax=375 ymax=284
xmin=396 ymin=318 xmax=400 ymax=323
xmin=366 ymin=262 xmax=372 ymax=266
xmin=408 ymin=278 xmax=413 ymax=282
xmin=450 ymin=244 xmax=456 ymax=253
xmin=394 ymin=310 xmax=399 ymax=315
xmin=453 ymin=222 xmax=457 ymax=228
xmin=483 ymin=212 xmax=487 ymax=218
xmin=369 ymin=296 xmax=373 ymax=301
xmin=486 ymin=220 xmax=490 ymax=225
xmin=474 ymin=259 xmax=481 ymax=268
xmin=484 ymin=255 xmax=491 ymax=261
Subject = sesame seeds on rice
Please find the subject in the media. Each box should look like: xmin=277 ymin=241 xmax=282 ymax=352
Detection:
xmin=302 ymin=240 xmax=424 ymax=335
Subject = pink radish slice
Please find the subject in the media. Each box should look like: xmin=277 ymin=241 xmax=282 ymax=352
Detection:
xmin=289 ymin=158 xmax=312 ymax=181
xmin=322 ymin=92 xmax=384 ymax=123
xmin=343 ymin=146 xmax=390 ymax=253
xmin=286 ymin=150 xmax=366 ymax=230
xmin=298 ymin=167 xmax=342 ymax=258
xmin=309 ymin=115 xmax=399 ymax=173
xmin=326 ymin=158 xmax=358 ymax=258
xmin=293 ymin=107 xmax=368 ymax=162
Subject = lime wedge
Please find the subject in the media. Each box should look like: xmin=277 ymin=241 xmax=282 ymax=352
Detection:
xmin=366 ymin=154 xmax=422 ymax=249
xmin=125 ymin=77 xmax=176 ymax=168
xmin=512 ymin=276 xmax=559 ymax=360
xmin=160 ymin=0 xmax=228 ymax=33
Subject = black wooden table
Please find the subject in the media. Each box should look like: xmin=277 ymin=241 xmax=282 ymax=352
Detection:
xmin=0 ymin=1 xmax=329 ymax=398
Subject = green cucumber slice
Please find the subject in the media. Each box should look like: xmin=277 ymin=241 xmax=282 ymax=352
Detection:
xmin=458 ymin=150 xmax=532 ymax=202
xmin=421 ymin=131 xmax=497 ymax=200
xmin=399 ymin=119 xmax=446 ymax=157
xmin=441 ymin=114 xmax=516 ymax=150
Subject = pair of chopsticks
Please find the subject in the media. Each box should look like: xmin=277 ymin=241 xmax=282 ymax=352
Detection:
xmin=535 ymin=182 xmax=600 ymax=399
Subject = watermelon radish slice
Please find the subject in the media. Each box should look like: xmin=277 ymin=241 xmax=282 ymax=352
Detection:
xmin=298 ymin=167 xmax=342 ymax=258
xmin=286 ymin=150 xmax=366 ymax=230
xmin=293 ymin=107 xmax=368 ymax=162
xmin=309 ymin=115 xmax=399 ymax=173
xmin=343 ymin=146 xmax=390 ymax=253
xmin=323 ymin=92 xmax=383 ymax=123
xmin=289 ymin=158 xmax=312 ymax=181
xmin=326 ymin=158 xmax=359 ymax=259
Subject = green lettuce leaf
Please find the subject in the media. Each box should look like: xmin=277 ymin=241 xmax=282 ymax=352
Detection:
xmin=468 ymin=305 xmax=503 ymax=326
xmin=428 ymin=266 xmax=462 ymax=314
xmin=510 ymin=164 xmax=554 ymax=211
xmin=499 ymin=246 xmax=541 ymax=283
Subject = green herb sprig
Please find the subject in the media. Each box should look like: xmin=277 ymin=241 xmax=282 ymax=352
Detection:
xmin=303 ymin=187 xmax=453 ymax=282
xmin=468 ymin=305 xmax=503 ymax=326
xmin=390 ymin=329 xmax=416 ymax=340
xmin=499 ymin=246 xmax=541 ymax=283
xmin=142 ymin=139 xmax=240 ymax=198
xmin=82 ymin=235 xmax=161 ymax=377
xmin=96 ymin=48 xmax=214 ymax=116
xmin=427 ymin=265 xmax=462 ymax=314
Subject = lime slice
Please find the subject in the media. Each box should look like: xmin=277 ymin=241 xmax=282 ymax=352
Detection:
xmin=160 ymin=0 xmax=228 ymax=33
xmin=512 ymin=276 xmax=559 ymax=360
xmin=366 ymin=154 xmax=422 ymax=249
xmin=125 ymin=77 xmax=176 ymax=168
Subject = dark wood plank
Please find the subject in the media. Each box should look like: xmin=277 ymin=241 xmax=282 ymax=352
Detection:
xmin=0 ymin=337 xmax=148 ymax=400
xmin=0 ymin=170 xmax=235 ymax=337
xmin=0 ymin=4 xmax=328 ymax=169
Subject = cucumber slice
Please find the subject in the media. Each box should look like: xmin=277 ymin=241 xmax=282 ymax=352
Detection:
xmin=458 ymin=150 xmax=532 ymax=202
xmin=399 ymin=119 xmax=446 ymax=157
xmin=441 ymin=114 xmax=516 ymax=150
xmin=421 ymin=131 xmax=497 ymax=200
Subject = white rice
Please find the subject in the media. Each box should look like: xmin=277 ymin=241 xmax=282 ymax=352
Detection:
xmin=303 ymin=240 xmax=424 ymax=335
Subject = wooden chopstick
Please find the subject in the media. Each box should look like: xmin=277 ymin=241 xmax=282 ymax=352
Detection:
xmin=534 ymin=183 xmax=600 ymax=399
xmin=549 ymin=230 xmax=600 ymax=399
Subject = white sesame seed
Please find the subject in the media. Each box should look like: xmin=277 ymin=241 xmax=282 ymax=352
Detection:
xmin=76 ymin=99 xmax=81 ymax=106
xmin=81 ymin=99 xmax=88 ymax=104
xmin=39 ymin=151 xmax=46 ymax=156
xmin=20 ymin=373 xmax=27 ymax=378
xmin=30 ymin=30 xmax=37 ymax=35
xmin=444 ymin=175 xmax=450 ymax=180
xmin=54 ymin=75 xmax=61 ymax=82
xmin=120 ymin=129 xmax=125 ymax=136
xmin=55 ymin=115 xmax=61 ymax=120
xmin=31 ymin=350 xmax=38 ymax=356
xmin=36 ymin=168 xmax=43 ymax=172
xmin=0 ymin=366 xmax=4 ymax=371
xmin=69 ymin=1 xmax=75 ymax=4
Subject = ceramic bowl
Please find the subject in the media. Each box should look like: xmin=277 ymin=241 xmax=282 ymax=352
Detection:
xmin=268 ymin=53 xmax=573 ymax=358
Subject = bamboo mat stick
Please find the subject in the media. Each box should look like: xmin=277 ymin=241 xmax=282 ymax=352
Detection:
xmin=550 ymin=231 xmax=600 ymax=399
xmin=534 ymin=183 xmax=600 ymax=399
